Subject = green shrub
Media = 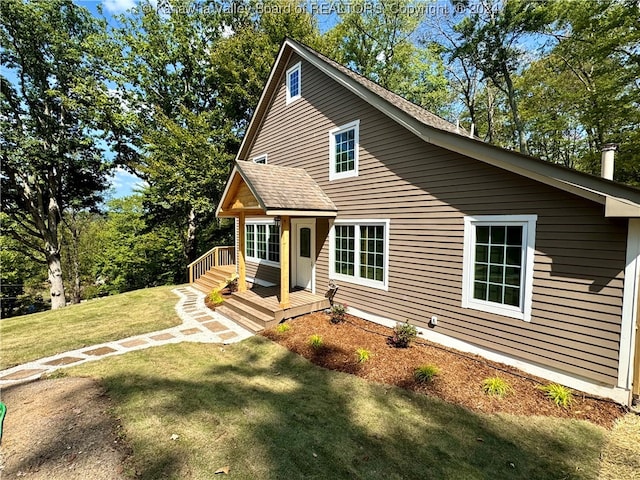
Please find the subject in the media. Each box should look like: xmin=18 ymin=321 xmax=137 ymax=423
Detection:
xmin=414 ymin=364 xmax=440 ymax=383
xmin=330 ymin=303 xmax=347 ymax=323
xmin=482 ymin=376 xmax=512 ymax=398
xmin=355 ymin=348 xmax=371 ymax=363
xmin=208 ymin=289 xmax=224 ymax=306
xmin=538 ymin=383 xmax=574 ymax=408
xmin=275 ymin=323 xmax=291 ymax=334
xmin=390 ymin=321 xmax=417 ymax=348
xmin=308 ymin=334 xmax=323 ymax=350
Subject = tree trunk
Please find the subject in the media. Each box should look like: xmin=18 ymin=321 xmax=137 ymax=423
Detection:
xmin=47 ymin=251 xmax=66 ymax=309
xmin=502 ymin=66 xmax=528 ymax=154
xmin=185 ymin=207 xmax=197 ymax=263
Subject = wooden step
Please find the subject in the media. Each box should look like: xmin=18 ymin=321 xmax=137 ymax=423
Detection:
xmin=216 ymin=305 xmax=265 ymax=333
xmin=202 ymin=271 xmax=229 ymax=283
xmin=228 ymin=292 xmax=276 ymax=317
xmin=195 ymin=276 xmax=224 ymax=290
xmin=221 ymin=296 xmax=274 ymax=328
xmin=192 ymin=282 xmax=211 ymax=294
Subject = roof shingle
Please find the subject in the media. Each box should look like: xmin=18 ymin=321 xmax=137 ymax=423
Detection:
xmin=236 ymin=161 xmax=337 ymax=213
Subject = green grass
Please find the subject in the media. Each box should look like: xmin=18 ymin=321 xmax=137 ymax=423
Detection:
xmin=68 ymin=337 xmax=607 ymax=480
xmin=0 ymin=285 xmax=182 ymax=369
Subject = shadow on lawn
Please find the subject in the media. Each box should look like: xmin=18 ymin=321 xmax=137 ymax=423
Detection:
xmin=98 ymin=339 xmax=603 ymax=480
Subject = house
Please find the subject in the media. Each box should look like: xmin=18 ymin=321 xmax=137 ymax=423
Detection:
xmin=201 ymin=39 xmax=640 ymax=406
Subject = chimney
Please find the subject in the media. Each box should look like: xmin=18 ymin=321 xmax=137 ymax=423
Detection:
xmin=601 ymin=143 xmax=617 ymax=181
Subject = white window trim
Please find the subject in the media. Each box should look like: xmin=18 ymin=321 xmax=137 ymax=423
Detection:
xmin=245 ymin=218 xmax=280 ymax=268
xmin=462 ymin=214 xmax=537 ymax=322
xmin=329 ymin=218 xmax=389 ymax=291
xmin=285 ymin=62 xmax=301 ymax=104
xmin=329 ymin=120 xmax=360 ymax=181
xmin=252 ymin=154 xmax=268 ymax=164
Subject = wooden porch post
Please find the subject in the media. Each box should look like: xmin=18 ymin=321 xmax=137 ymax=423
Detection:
xmin=280 ymin=215 xmax=290 ymax=308
xmin=238 ymin=212 xmax=247 ymax=292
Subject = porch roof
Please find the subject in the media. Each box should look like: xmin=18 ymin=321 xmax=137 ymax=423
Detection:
xmin=216 ymin=160 xmax=337 ymax=218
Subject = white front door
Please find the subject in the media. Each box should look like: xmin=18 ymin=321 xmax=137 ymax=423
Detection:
xmin=292 ymin=219 xmax=315 ymax=292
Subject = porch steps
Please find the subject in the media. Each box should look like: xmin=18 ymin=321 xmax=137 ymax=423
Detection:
xmin=192 ymin=267 xmax=235 ymax=294
xmin=216 ymin=302 xmax=267 ymax=333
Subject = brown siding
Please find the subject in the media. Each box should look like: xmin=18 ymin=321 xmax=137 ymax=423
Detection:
xmin=246 ymin=54 xmax=627 ymax=386
xmin=246 ymin=261 xmax=280 ymax=286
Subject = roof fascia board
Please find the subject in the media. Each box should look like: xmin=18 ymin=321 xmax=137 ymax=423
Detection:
xmin=607 ymin=197 xmax=640 ymax=218
xmin=265 ymin=209 xmax=337 ymax=217
xmin=215 ymin=165 xmax=239 ymax=217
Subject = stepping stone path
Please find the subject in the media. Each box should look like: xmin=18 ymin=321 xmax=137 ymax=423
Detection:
xmin=0 ymin=286 xmax=254 ymax=386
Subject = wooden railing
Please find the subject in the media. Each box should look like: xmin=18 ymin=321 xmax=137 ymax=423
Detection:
xmin=188 ymin=246 xmax=235 ymax=283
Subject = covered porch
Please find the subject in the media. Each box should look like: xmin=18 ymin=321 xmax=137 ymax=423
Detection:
xmin=215 ymin=160 xmax=337 ymax=311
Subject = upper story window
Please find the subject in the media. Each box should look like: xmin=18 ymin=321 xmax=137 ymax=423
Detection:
xmin=253 ymin=154 xmax=268 ymax=164
xmin=329 ymin=219 xmax=389 ymax=290
xmin=329 ymin=120 xmax=359 ymax=181
xmin=245 ymin=219 xmax=280 ymax=266
xmin=462 ymin=215 xmax=537 ymax=322
xmin=286 ymin=62 xmax=301 ymax=104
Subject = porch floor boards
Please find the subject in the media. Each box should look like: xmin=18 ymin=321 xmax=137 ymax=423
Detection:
xmin=234 ymin=286 xmax=330 ymax=323
xmin=194 ymin=265 xmax=330 ymax=332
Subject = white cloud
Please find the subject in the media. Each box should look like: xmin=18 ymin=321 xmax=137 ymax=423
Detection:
xmin=109 ymin=167 xmax=146 ymax=198
xmin=103 ymin=0 xmax=137 ymax=13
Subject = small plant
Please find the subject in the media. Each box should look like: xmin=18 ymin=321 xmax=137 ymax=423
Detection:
xmin=208 ymin=289 xmax=224 ymax=306
xmin=330 ymin=303 xmax=347 ymax=323
xmin=275 ymin=323 xmax=291 ymax=334
xmin=308 ymin=334 xmax=323 ymax=350
xmin=538 ymin=383 xmax=574 ymax=408
xmin=482 ymin=376 xmax=512 ymax=398
xmin=390 ymin=321 xmax=418 ymax=348
xmin=414 ymin=364 xmax=440 ymax=383
xmin=355 ymin=348 xmax=371 ymax=363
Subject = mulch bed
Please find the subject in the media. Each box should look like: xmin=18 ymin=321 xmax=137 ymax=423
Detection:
xmin=261 ymin=312 xmax=626 ymax=428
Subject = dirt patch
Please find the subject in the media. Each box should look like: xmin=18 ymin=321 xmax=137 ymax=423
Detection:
xmin=262 ymin=312 xmax=626 ymax=428
xmin=0 ymin=377 xmax=130 ymax=480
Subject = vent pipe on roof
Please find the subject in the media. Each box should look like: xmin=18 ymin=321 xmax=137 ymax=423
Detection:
xmin=469 ymin=123 xmax=475 ymax=138
xmin=601 ymin=143 xmax=617 ymax=181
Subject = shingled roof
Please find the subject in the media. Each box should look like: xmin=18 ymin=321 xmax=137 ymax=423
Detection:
xmin=302 ymin=44 xmax=470 ymax=137
xmin=216 ymin=161 xmax=337 ymax=218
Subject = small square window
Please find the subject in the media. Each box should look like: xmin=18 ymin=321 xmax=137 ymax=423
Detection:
xmin=286 ymin=62 xmax=301 ymax=104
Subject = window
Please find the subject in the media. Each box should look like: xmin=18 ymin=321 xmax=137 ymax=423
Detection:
xmin=329 ymin=120 xmax=359 ymax=181
xmin=462 ymin=215 xmax=537 ymax=322
xmin=245 ymin=220 xmax=280 ymax=266
xmin=286 ymin=62 xmax=301 ymax=104
xmin=253 ymin=154 xmax=268 ymax=164
xmin=330 ymin=219 xmax=389 ymax=290
xmin=300 ymin=227 xmax=311 ymax=258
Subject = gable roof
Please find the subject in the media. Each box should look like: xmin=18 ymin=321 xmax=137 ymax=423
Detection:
xmin=216 ymin=160 xmax=337 ymax=218
xmin=236 ymin=39 xmax=640 ymax=218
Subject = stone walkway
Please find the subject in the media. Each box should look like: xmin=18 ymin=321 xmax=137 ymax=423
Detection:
xmin=0 ymin=286 xmax=254 ymax=386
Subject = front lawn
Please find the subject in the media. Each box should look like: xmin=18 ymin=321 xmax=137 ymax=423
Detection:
xmin=0 ymin=285 xmax=182 ymax=369
xmin=68 ymin=337 xmax=607 ymax=480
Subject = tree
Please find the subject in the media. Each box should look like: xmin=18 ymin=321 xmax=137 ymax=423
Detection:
xmin=93 ymin=195 xmax=183 ymax=294
xmin=102 ymin=0 xmax=320 ymax=272
xmin=0 ymin=0 xmax=118 ymax=308
xmin=323 ymin=0 xmax=452 ymax=116
xmin=448 ymin=0 xmax=552 ymax=153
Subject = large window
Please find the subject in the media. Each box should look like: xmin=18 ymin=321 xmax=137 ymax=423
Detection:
xmin=462 ymin=215 xmax=537 ymax=321
xmin=245 ymin=220 xmax=280 ymax=266
xmin=330 ymin=220 xmax=389 ymax=290
xmin=286 ymin=62 xmax=301 ymax=104
xmin=329 ymin=120 xmax=359 ymax=181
